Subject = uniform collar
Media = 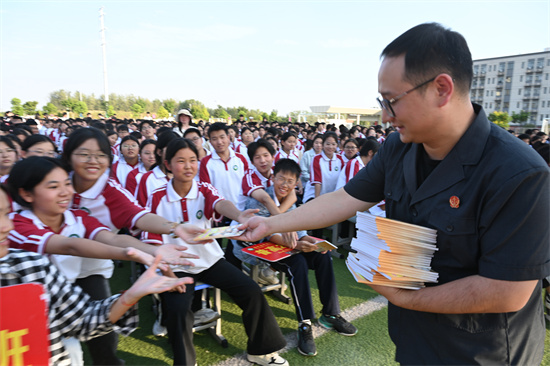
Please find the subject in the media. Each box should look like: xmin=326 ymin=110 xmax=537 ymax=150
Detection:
xmin=71 ymin=171 xmax=109 ymax=200
xmin=152 ymin=165 xmax=166 ymax=179
xmin=166 ymin=179 xmax=199 ymax=203
xmin=19 ymin=209 xmax=77 ymax=230
xmin=251 ymin=166 xmax=272 ymax=183
xmin=211 ymin=148 xmax=235 ymax=161
xmin=321 ymin=150 xmax=335 ymax=161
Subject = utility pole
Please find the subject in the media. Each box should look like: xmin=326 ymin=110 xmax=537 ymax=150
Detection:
xmin=99 ymin=7 xmax=109 ymax=117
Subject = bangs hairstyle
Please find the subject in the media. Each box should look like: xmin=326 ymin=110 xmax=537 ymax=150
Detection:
xmin=280 ymin=132 xmax=297 ymax=142
xmin=20 ymin=134 xmax=56 ymax=152
xmin=120 ymin=135 xmax=140 ymax=146
xmin=381 ymin=22 xmax=473 ymax=96
xmin=273 ymin=158 xmax=301 ymax=180
xmin=322 ymin=132 xmax=338 ymax=144
xmin=0 ymin=136 xmax=17 ymax=152
xmin=7 ymin=157 xmax=69 ymax=209
xmin=62 ymin=127 xmax=113 ymax=167
xmin=247 ymin=139 xmax=276 ymax=161
xmin=164 ymin=138 xmax=199 ymax=164
xmin=139 ymin=139 xmax=156 ymax=154
xmin=183 ymin=127 xmax=202 ymax=138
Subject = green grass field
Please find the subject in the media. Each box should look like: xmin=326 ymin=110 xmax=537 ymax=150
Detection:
xmin=92 ymin=254 xmax=550 ymax=366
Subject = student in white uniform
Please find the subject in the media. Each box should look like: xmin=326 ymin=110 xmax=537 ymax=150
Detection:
xmin=60 ymin=128 xmax=211 ymax=365
xmin=142 ymin=138 xmax=288 ymax=366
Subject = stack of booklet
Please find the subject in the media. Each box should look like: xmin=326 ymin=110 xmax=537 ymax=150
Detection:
xmin=346 ymin=212 xmax=439 ymax=290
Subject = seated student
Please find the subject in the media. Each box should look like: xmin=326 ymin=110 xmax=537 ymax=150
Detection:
xmin=232 ymin=139 xmax=297 ymax=283
xmin=234 ymin=159 xmax=357 ymax=357
xmin=142 ymin=138 xmax=288 ymax=366
xmin=0 ymin=183 xmax=192 ymax=366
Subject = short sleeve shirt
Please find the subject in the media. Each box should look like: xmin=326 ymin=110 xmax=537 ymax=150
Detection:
xmin=344 ymin=104 xmax=550 ymax=365
xmin=141 ymin=180 xmax=225 ymax=274
xmin=70 ymin=172 xmax=149 ymax=233
xmin=199 ymin=148 xmax=249 ymax=205
xmin=9 ymin=209 xmax=110 ymax=282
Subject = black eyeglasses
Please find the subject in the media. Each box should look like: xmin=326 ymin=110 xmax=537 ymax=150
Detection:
xmin=376 ymin=77 xmax=436 ymax=118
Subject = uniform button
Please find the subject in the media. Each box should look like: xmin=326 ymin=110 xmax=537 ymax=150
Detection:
xmin=411 ymin=208 xmax=418 ymax=217
xmin=446 ymin=225 xmax=454 ymax=232
xmin=387 ymin=192 xmax=392 ymax=197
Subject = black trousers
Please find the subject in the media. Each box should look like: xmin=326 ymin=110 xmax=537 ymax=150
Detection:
xmin=75 ymin=275 xmax=124 ymax=365
xmin=160 ymin=259 xmax=286 ymax=366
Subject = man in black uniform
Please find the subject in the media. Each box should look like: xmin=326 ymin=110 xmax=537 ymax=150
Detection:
xmin=237 ymin=22 xmax=550 ymax=364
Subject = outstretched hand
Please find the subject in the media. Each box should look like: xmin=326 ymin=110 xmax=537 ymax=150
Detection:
xmin=155 ymin=244 xmax=198 ymax=266
xmin=236 ymin=209 xmax=260 ymax=226
xmin=173 ymin=223 xmax=214 ymax=244
xmin=234 ymin=216 xmax=271 ymax=242
xmin=124 ymin=255 xmax=194 ymax=304
xmin=125 ymin=247 xmax=168 ymax=271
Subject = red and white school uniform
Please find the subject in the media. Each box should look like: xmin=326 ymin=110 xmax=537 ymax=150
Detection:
xmin=125 ymin=163 xmax=149 ymax=196
xmin=142 ymin=180 xmax=224 ymax=274
xmin=8 ymin=209 xmax=110 ymax=282
xmin=135 ymin=166 xmax=169 ymax=207
xmin=234 ymin=143 xmax=250 ymax=163
xmin=303 ymin=151 xmax=345 ymax=202
xmin=336 ymin=156 xmax=365 ymax=190
xmin=199 ymin=148 xmax=249 ymax=205
xmin=110 ymin=159 xmax=139 ymax=188
xmin=235 ymin=167 xmax=273 ymax=211
xmin=273 ymin=149 xmax=300 ymax=164
xmin=70 ymin=172 xmax=148 ymax=233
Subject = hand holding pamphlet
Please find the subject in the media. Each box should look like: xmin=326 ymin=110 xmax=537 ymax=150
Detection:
xmin=193 ymin=225 xmax=245 ymax=241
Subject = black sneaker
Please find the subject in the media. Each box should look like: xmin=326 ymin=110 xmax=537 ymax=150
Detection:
xmin=297 ymin=323 xmax=317 ymax=356
xmin=318 ymin=314 xmax=357 ymax=336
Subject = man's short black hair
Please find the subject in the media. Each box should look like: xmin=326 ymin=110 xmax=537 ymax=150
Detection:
xmin=247 ymin=139 xmax=276 ymax=161
xmin=273 ymin=158 xmax=301 ymax=180
xmin=116 ymin=124 xmax=129 ymax=133
xmin=381 ymin=22 xmax=473 ymax=96
xmin=208 ymin=122 xmax=228 ymax=137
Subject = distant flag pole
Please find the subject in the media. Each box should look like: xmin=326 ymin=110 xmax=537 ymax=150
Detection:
xmin=99 ymin=7 xmax=109 ymax=117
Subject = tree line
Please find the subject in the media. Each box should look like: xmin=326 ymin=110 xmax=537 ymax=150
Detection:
xmin=9 ymin=89 xmax=296 ymax=122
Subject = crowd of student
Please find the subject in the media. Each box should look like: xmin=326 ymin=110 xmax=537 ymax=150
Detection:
xmin=0 ymin=108 xmax=548 ymax=366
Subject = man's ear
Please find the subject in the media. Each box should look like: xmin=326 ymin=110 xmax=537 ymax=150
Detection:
xmin=434 ymin=73 xmax=454 ymax=107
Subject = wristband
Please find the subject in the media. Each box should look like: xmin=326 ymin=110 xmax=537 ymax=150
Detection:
xmin=120 ymin=291 xmax=137 ymax=307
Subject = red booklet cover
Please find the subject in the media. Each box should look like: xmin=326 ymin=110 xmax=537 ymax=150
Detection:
xmin=0 ymin=283 xmax=50 ymax=365
xmin=241 ymin=242 xmax=299 ymax=262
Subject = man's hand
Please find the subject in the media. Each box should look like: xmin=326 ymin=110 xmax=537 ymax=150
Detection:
xmin=235 ymin=216 xmax=270 ymax=242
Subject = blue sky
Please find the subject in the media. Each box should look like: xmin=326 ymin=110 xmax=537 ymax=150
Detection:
xmin=1 ymin=0 xmax=549 ymax=115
